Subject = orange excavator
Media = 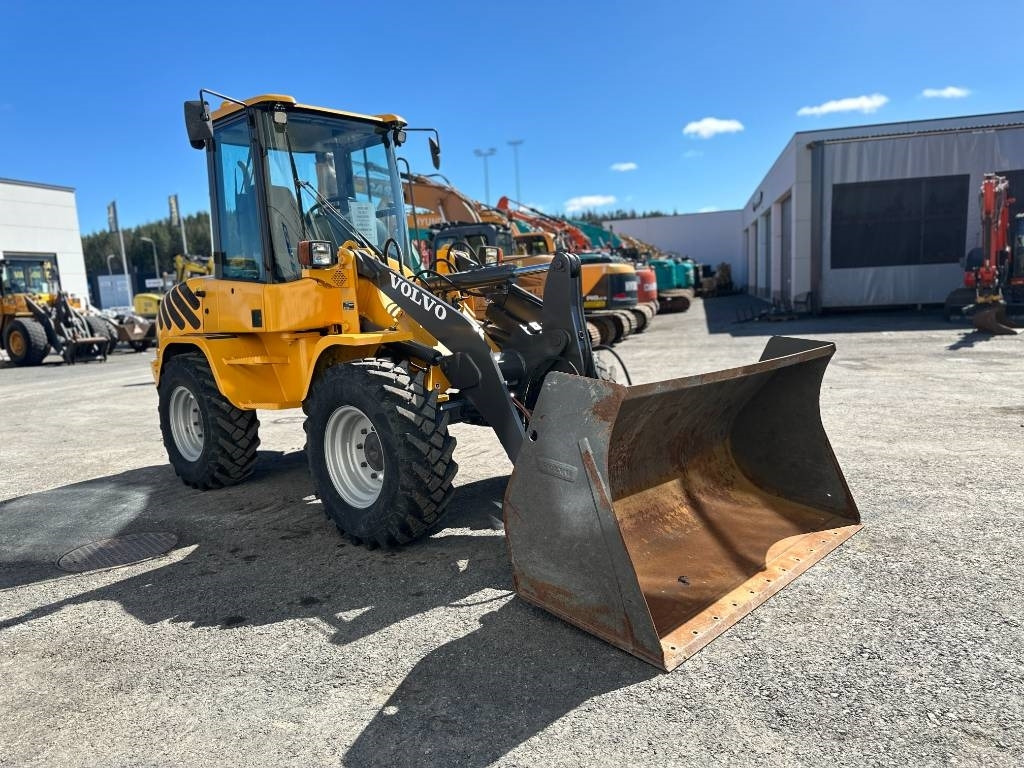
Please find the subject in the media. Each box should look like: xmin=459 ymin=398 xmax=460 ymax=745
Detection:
xmin=497 ymin=196 xmax=591 ymax=253
xmin=959 ymin=174 xmax=1022 ymax=335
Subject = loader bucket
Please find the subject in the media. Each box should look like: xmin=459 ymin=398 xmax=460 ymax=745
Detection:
xmin=503 ymin=336 xmax=861 ymax=671
xmin=972 ymin=304 xmax=1020 ymax=335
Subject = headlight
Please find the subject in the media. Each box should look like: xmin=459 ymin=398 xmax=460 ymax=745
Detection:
xmin=298 ymin=240 xmax=335 ymax=268
xmin=311 ymin=242 xmax=333 ymax=266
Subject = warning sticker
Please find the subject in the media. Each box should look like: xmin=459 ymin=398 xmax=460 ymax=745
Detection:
xmin=348 ymin=201 xmax=378 ymax=247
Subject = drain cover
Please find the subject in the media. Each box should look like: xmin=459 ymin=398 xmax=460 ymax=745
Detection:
xmin=57 ymin=532 xmax=178 ymax=573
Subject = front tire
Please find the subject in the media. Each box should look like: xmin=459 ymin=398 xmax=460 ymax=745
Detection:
xmin=4 ymin=318 xmax=49 ymax=365
xmin=158 ymin=352 xmax=260 ymax=489
xmin=304 ymin=359 xmax=457 ymax=547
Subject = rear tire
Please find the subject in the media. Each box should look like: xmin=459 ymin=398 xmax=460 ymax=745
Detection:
xmin=303 ymin=359 xmax=457 ymax=547
xmin=158 ymin=352 xmax=260 ymax=489
xmin=4 ymin=318 xmax=49 ymax=366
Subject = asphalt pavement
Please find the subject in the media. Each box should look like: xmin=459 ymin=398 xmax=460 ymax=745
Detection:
xmin=1 ymin=297 xmax=1021 ymax=767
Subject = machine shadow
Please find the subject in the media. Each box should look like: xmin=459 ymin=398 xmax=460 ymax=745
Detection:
xmin=703 ymin=295 xmax=958 ymax=337
xmin=0 ymin=453 xmax=511 ymax=643
xmin=946 ymin=330 xmax=1001 ymax=350
xmin=2 ymin=453 xmax=657 ymax=762
xmin=342 ymin=599 xmax=656 ymax=768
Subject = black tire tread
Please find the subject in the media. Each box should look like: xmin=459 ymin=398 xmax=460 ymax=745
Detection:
xmin=5 ymin=318 xmax=49 ymax=365
xmin=159 ymin=353 xmax=260 ymax=490
xmin=304 ymin=358 xmax=457 ymax=548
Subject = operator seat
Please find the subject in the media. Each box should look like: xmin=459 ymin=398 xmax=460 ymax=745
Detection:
xmin=267 ymin=185 xmax=305 ymax=281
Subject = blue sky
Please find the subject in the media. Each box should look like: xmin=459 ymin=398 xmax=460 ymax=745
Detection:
xmin=2 ymin=0 xmax=1019 ymax=236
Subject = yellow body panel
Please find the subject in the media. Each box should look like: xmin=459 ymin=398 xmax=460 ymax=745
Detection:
xmin=508 ymin=235 xmax=638 ymax=308
xmin=154 ymin=246 xmax=452 ymax=410
xmin=133 ymin=293 xmax=162 ymax=318
xmin=1 ymin=293 xmax=33 ymax=318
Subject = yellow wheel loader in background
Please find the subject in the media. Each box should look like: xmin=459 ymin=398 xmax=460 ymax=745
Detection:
xmin=1 ymin=255 xmax=110 ymax=365
xmin=155 ymin=90 xmax=861 ymax=670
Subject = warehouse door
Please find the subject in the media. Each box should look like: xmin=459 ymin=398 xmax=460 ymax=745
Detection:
xmin=750 ymin=221 xmax=759 ymax=296
xmin=780 ymin=196 xmax=792 ymax=301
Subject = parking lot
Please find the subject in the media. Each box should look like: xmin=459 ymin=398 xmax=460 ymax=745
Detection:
xmin=1 ymin=296 xmax=1022 ymax=767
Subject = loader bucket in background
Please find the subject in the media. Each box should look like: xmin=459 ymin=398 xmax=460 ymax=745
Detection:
xmin=503 ymin=336 xmax=861 ymax=671
xmin=972 ymin=304 xmax=1020 ymax=335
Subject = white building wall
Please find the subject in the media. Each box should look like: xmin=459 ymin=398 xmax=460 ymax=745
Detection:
xmin=819 ymin=127 xmax=1024 ymax=307
xmin=607 ymin=210 xmax=746 ymax=286
xmin=739 ymin=111 xmax=1024 ymax=307
xmin=0 ymin=179 xmax=88 ymax=301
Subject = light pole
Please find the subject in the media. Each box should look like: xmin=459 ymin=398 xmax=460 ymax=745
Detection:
xmin=474 ymin=147 xmax=497 ymax=205
xmin=140 ymin=236 xmax=159 ymax=288
xmin=507 ymin=139 xmax=524 ymax=203
xmin=106 ymin=254 xmax=116 ymax=275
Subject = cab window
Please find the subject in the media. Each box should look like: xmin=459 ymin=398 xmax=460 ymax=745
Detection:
xmin=212 ymin=117 xmax=265 ymax=281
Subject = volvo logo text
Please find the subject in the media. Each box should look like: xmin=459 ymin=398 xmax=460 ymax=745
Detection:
xmin=389 ymin=274 xmax=448 ymax=320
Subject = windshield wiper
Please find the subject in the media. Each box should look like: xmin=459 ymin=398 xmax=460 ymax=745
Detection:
xmin=297 ymin=180 xmax=381 ymax=257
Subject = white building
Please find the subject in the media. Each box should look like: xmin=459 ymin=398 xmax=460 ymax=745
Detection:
xmin=613 ymin=111 xmax=1024 ymax=309
xmin=0 ymin=178 xmax=89 ymax=301
xmin=608 ymin=210 xmax=745 ymax=286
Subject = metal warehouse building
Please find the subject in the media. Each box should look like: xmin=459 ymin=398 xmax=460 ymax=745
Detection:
xmin=1 ymin=178 xmax=89 ymax=301
xmin=615 ymin=110 xmax=1024 ymax=309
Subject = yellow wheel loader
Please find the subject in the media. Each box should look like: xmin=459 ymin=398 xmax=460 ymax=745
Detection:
xmin=0 ymin=255 xmax=109 ymax=365
xmin=156 ymin=90 xmax=861 ymax=670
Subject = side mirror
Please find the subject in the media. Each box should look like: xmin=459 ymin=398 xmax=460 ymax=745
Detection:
xmin=184 ymin=100 xmax=213 ymax=150
xmin=429 ymin=136 xmax=441 ymax=170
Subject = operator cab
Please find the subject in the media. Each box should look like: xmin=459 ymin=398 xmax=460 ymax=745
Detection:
xmin=186 ymin=94 xmax=416 ymax=283
xmin=0 ymin=256 xmax=58 ymax=296
xmin=432 ymin=223 xmax=512 ymax=266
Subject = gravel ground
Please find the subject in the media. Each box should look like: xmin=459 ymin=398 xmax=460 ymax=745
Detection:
xmin=1 ymin=297 xmax=1022 ymax=767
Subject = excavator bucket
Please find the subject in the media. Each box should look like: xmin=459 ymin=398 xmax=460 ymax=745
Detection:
xmin=503 ymin=336 xmax=861 ymax=671
xmin=972 ymin=304 xmax=1020 ymax=335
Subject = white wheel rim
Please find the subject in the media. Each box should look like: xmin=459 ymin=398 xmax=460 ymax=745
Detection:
xmin=169 ymin=386 xmax=204 ymax=462
xmin=324 ymin=405 xmax=384 ymax=508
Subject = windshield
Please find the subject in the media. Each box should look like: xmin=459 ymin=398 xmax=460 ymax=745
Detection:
xmin=2 ymin=259 xmax=56 ymax=294
xmin=261 ymin=110 xmax=414 ymax=278
xmin=212 ymin=107 xmax=414 ymax=283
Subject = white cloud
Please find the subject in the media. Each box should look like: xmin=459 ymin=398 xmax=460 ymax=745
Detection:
xmin=683 ymin=117 xmax=744 ymax=139
xmin=797 ymin=93 xmax=889 ymax=117
xmin=564 ymin=195 xmax=616 ymax=213
xmin=610 ymin=162 xmax=637 ymax=172
xmin=698 ymin=206 xmax=719 ymax=213
xmin=922 ymin=86 xmax=970 ymax=99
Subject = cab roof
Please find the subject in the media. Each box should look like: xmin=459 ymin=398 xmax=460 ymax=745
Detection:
xmin=211 ymin=94 xmax=405 ymax=127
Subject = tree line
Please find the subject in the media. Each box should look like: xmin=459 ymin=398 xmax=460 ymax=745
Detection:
xmin=81 ymin=212 xmax=212 ymax=282
xmin=80 ymin=207 xmax=674 ymax=284
xmin=573 ymin=208 xmax=675 ymax=223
